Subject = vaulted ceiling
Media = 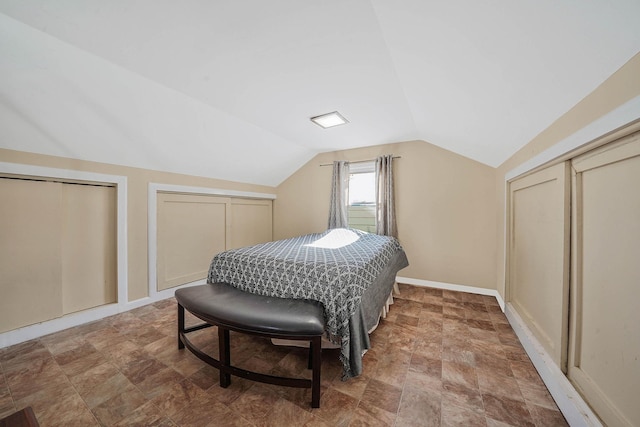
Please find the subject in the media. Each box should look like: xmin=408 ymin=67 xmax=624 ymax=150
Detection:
xmin=1 ymin=1 xmax=639 ymax=186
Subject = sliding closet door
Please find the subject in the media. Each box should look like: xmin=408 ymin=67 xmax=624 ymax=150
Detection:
xmin=156 ymin=193 xmax=229 ymax=291
xmin=508 ymin=162 xmax=570 ymax=370
xmin=229 ymin=198 xmax=272 ymax=249
xmin=61 ymin=184 xmax=117 ymax=314
xmin=568 ymin=131 xmax=640 ymax=427
xmin=0 ymin=179 xmax=63 ymax=332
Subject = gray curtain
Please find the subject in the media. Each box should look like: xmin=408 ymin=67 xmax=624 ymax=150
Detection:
xmin=328 ymin=160 xmax=350 ymax=229
xmin=375 ymin=155 xmax=397 ymax=237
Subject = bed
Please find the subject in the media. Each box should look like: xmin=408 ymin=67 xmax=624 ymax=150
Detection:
xmin=207 ymin=227 xmax=409 ymax=379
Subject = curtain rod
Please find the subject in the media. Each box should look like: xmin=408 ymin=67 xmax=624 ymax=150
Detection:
xmin=319 ymin=155 xmax=401 ymax=167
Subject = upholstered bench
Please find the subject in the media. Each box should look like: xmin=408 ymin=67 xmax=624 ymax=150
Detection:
xmin=175 ymin=283 xmax=325 ymax=408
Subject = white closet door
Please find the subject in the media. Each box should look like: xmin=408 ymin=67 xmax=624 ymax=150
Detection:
xmin=0 ymin=179 xmax=63 ymax=332
xmin=61 ymin=184 xmax=117 ymax=314
xmin=156 ymin=193 xmax=230 ymax=291
xmin=569 ymin=131 xmax=640 ymax=427
xmin=508 ymin=162 xmax=571 ymax=370
xmin=229 ymin=198 xmax=273 ymax=250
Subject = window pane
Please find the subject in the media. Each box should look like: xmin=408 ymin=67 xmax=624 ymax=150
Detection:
xmin=348 ymin=172 xmax=376 ymax=233
xmin=349 ymin=172 xmax=375 ymax=205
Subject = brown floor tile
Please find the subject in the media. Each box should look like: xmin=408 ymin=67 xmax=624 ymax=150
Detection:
xmin=442 ymin=381 xmax=484 ymax=414
xmin=206 ymin=410 xmax=256 ymax=427
xmin=385 ymin=326 xmax=418 ymax=353
xmin=360 ymin=378 xmax=402 ymax=414
xmin=0 ymin=340 xmax=46 ymax=364
xmin=469 ymin=327 xmax=501 ymax=344
xmin=171 ymin=393 xmax=233 ymax=427
xmin=143 ymin=335 xmax=176 ymax=357
xmin=409 ymin=353 xmax=442 ymax=379
xmin=519 ymin=382 xmax=559 ymax=410
xmin=257 ymin=397 xmax=313 ymax=427
xmin=0 ymin=285 xmax=569 ymax=427
xmin=475 ymin=353 xmax=514 ymax=378
xmin=398 ymin=299 xmax=426 ymax=318
xmin=423 ymin=287 xmax=443 ymax=297
xmin=113 ymin=401 xmax=176 ymax=426
xmin=442 ymin=347 xmax=476 ymax=367
xmin=2 ymin=348 xmax=52 ymax=377
xmin=0 ymin=384 xmax=15 ymax=419
xmin=83 ymin=326 xmax=130 ymax=351
xmin=443 ymin=290 xmax=464 ymax=302
xmin=229 ymin=383 xmax=281 ymax=425
xmin=41 ymin=334 xmax=88 ymax=356
xmin=330 ymin=372 xmax=370 ymax=400
xmin=136 ymin=366 xmax=184 ymax=399
xmin=151 ymin=379 xmax=209 ymax=418
xmin=34 ymin=391 xmax=99 ymax=427
xmin=441 ymin=402 xmax=487 ymax=427
xmin=527 ymin=402 xmax=569 ymax=426
xmin=123 ymin=326 xmax=167 ymax=347
xmin=504 ymin=345 xmax=531 ymax=362
xmin=443 ymin=305 xmax=466 ymax=320
xmin=483 ymin=393 xmax=535 ymax=427
xmin=422 ymin=300 xmax=444 ymax=312
xmin=156 ymin=348 xmax=205 ymax=378
xmin=91 ymin=384 xmax=148 ymax=426
xmin=443 ymin=318 xmax=470 ymax=338
xmin=442 ymin=360 xmax=478 ymax=390
xmin=510 ymin=360 xmax=545 ymax=387
xmin=58 ymin=351 xmax=108 ymax=378
xmin=477 ymin=369 xmax=523 ymax=401
xmin=396 ymin=386 xmax=441 ymax=427
xmin=311 ymin=387 xmax=358 ymax=427
xmin=53 ymin=341 xmax=100 ymax=367
xmin=372 ymin=349 xmax=410 ymax=388
xmin=349 ymin=400 xmax=396 ymax=427
xmin=6 ymin=357 xmax=69 ymax=402
xmin=188 ymin=363 xmax=220 ymax=389
xmin=121 ymin=354 xmax=168 ymax=384
xmin=467 ymin=319 xmax=496 ymax=332
xmin=423 ymin=295 xmax=445 ymax=305
xmin=69 ymin=361 xmax=122 ymax=408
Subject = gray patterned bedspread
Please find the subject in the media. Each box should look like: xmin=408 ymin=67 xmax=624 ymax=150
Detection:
xmin=207 ymin=228 xmax=408 ymax=379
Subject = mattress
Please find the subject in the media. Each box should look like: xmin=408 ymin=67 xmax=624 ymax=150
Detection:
xmin=207 ymin=228 xmax=409 ymax=379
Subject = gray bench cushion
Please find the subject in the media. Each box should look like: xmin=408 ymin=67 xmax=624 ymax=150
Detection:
xmin=175 ymin=283 xmax=325 ymax=337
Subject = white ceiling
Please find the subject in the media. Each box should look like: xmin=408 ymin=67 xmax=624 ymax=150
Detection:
xmin=1 ymin=1 xmax=639 ymax=186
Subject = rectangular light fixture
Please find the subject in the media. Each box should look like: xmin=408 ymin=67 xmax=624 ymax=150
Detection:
xmin=310 ymin=111 xmax=349 ymax=128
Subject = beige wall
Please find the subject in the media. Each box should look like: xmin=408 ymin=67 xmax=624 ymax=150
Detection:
xmin=275 ymin=140 xmax=498 ymax=289
xmin=3 ymin=52 xmax=637 ymax=308
xmin=0 ymin=148 xmax=276 ymax=302
xmin=495 ymin=52 xmax=640 ymax=298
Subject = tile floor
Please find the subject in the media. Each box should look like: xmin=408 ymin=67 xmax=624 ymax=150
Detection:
xmin=0 ymin=284 xmax=568 ymax=426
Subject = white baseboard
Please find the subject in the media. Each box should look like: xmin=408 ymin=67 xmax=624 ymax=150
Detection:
xmin=505 ymin=303 xmax=602 ymax=427
xmin=396 ymin=276 xmax=505 ymax=311
xmin=0 ymin=279 xmax=206 ymax=350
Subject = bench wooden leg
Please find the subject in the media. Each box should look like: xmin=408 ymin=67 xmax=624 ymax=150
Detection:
xmin=177 ymin=304 xmax=185 ymax=350
xmin=311 ymin=336 xmax=321 ymax=408
xmin=218 ymin=327 xmax=231 ymax=388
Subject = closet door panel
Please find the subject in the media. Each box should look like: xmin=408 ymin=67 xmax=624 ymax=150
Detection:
xmin=157 ymin=193 xmax=229 ymax=291
xmin=508 ymin=162 xmax=570 ymax=370
xmin=61 ymin=184 xmax=117 ymax=314
xmin=569 ymin=132 xmax=640 ymax=427
xmin=0 ymin=179 xmax=63 ymax=332
xmin=229 ymin=198 xmax=273 ymax=250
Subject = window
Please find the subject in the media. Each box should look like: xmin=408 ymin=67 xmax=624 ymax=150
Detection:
xmin=347 ymin=162 xmax=376 ymax=233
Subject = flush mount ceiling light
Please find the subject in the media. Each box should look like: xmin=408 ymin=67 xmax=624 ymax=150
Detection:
xmin=310 ymin=111 xmax=349 ymax=129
